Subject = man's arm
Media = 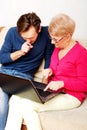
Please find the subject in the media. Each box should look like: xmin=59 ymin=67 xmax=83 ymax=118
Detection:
xmin=44 ymin=38 xmax=54 ymax=68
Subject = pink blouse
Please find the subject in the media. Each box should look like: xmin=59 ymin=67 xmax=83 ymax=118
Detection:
xmin=49 ymin=42 xmax=87 ymax=102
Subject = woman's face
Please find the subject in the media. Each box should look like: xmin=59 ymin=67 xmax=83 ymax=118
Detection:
xmin=50 ymin=34 xmax=71 ymax=49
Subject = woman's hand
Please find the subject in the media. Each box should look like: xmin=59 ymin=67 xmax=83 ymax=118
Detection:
xmin=42 ymin=68 xmax=53 ymax=78
xmin=42 ymin=68 xmax=53 ymax=84
xmin=44 ymin=81 xmax=64 ymax=91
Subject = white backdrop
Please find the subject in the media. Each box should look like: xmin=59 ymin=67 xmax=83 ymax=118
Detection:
xmin=0 ymin=0 xmax=87 ymax=40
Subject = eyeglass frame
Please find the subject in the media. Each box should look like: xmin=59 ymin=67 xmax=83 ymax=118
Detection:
xmin=50 ymin=36 xmax=65 ymax=43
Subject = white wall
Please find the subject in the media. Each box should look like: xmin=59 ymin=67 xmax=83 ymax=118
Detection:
xmin=0 ymin=0 xmax=87 ymax=40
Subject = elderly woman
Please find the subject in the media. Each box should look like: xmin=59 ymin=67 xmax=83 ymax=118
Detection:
xmin=5 ymin=13 xmax=87 ymax=130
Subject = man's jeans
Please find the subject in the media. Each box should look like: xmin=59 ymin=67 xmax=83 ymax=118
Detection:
xmin=0 ymin=68 xmax=33 ymax=130
xmin=0 ymin=88 xmax=9 ymax=130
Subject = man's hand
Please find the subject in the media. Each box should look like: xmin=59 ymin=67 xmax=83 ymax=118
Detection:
xmin=21 ymin=41 xmax=33 ymax=54
xmin=10 ymin=42 xmax=33 ymax=61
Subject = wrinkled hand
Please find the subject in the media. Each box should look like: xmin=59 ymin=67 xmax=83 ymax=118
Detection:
xmin=42 ymin=68 xmax=53 ymax=84
xmin=21 ymin=41 xmax=33 ymax=54
xmin=42 ymin=68 xmax=53 ymax=79
xmin=44 ymin=81 xmax=64 ymax=91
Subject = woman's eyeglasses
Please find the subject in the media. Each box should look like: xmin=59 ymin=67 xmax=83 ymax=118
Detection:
xmin=50 ymin=36 xmax=65 ymax=43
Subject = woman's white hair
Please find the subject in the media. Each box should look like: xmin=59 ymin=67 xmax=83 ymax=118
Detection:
xmin=48 ymin=13 xmax=75 ymax=37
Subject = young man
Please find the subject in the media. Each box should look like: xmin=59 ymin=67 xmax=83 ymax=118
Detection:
xmin=0 ymin=12 xmax=54 ymax=130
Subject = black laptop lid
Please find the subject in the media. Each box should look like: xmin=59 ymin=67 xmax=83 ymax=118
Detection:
xmin=0 ymin=72 xmax=32 ymax=94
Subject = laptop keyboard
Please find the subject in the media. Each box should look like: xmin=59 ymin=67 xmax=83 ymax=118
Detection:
xmin=37 ymin=88 xmax=53 ymax=97
xmin=33 ymin=81 xmax=53 ymax=92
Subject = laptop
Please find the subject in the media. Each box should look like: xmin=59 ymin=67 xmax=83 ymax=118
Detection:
xmin=0 ymin=72 xmax=63 ymax=103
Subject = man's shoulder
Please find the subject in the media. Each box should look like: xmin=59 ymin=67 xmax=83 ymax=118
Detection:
xmin=8 ymin=26 xmax=17 ymax=32
xmin=6 ymin=27 xmax=18 ymax=37
xmin=41 ymin=26 xmax=49 ymax=36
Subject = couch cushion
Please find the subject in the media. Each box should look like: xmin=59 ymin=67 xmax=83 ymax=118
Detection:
xmin=39 ymin=98 xmax=87 ymax=130
xmin=34 ymin=59 xmax=44 ymax=82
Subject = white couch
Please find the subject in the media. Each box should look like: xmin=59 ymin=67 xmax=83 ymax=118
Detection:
xmin=0 ymin=27 xmax=87 ymax=130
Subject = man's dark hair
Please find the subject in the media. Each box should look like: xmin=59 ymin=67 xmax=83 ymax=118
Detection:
xmin=17 ymin=12 xmax=41 ymax=34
